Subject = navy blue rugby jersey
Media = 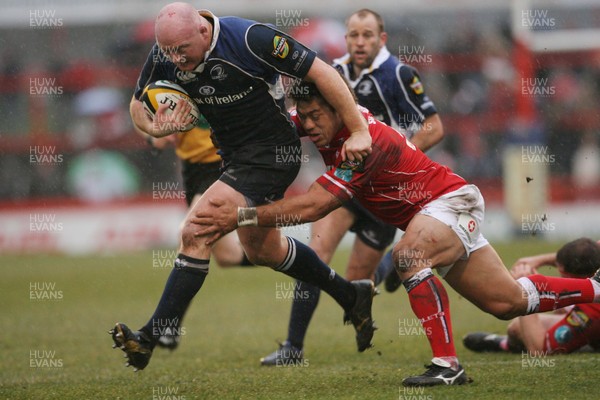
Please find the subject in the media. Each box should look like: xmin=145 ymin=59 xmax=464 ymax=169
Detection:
xmin=133 ymin=10 xmax=316 ymax=153
xmin=333 ymin=47 xmax=436 ymax=138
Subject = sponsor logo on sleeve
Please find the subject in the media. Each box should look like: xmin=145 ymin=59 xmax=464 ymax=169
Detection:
xmin=333 ymin=160 xmax=364 ymax=182
xmin=338 ymin=160 xmax=365 ymax=172
xmin=566 ymin=310 xmax=590 ymax=328
xmin=410 ymin=76 xmax=424 ymax=95
xmin=334 ymin=168 xmax=353 ymax=182
xmin=293 ymin=50 xmax=308 ymax=72
xmin=272 ymin=35 xmax=290 ymax=59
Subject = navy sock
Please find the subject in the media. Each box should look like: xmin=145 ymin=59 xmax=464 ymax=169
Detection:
xmin=274 ymin=237 xmax=355 ymax=311
xmin=141 ymin=254 xmax=208 ymax=345
xmin=239 ymin=253 xmax=255 ymax=267
xmin=373 ymin=249 xmax=395 ymax=286
xmin=287 ymin=280 xmax=321 ymax=349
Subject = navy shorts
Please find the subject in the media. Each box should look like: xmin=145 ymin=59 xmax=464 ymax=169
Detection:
xmin=181 ymin=160 xmax=223 ymax=207
xmin=345 ymin=198 xmax=397 ymax=250
xmin=218 ymin=140 xmax=302 ymax=206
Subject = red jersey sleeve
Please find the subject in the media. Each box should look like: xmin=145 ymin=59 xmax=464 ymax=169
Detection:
xmin=316 ymin=139 xmax=390 ymax=203
xmin=544 ymin=304 xmax=600 ymax=354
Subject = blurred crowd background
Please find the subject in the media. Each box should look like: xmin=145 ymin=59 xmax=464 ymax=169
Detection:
xmin=1 ymin=0 xmax=599 ymax=205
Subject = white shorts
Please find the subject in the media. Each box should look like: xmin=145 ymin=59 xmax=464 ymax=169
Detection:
xmin=417 ymin=184 xmax=489 ymax=277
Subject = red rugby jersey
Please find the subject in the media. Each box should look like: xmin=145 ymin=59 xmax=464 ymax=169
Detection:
xmin=292 ymin=106 xmax=466 ymax=230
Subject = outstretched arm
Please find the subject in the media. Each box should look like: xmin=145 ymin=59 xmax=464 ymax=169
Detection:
xmin=192 ymin=182 xmax=343 ymax=245
xmin=510 ymin=252 xmax=557 ymax=279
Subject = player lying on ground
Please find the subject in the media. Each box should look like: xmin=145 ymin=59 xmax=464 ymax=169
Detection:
xmin=464 ymin=238 xmax=600 ymax=355
xmin=192 ymin=80 xmax=600 ymax=387
xmin=261 ymin=8 xmax=445 ymax=366
xmin=109 ymin=2 xmax=377 ymax=372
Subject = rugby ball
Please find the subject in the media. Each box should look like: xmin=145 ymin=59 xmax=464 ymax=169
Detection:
xmin=140 ymin=80 xmax=200 ymax=132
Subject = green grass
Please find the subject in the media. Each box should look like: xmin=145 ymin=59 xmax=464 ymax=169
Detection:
xmin=1 ymin=239 xmax=598 ymax=399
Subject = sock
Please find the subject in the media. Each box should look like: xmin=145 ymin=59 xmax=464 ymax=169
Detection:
xmin=286 ymin=280 xmax=321 ymax=349
xmin=274 ymin=237 xmax=356 ymax=311
xmin=404 ymin=268 xmax=457 ymax=367
xmin=238 ymin=253 xmax=255 ymax=267
xmin=373 ymin=250 xmax=394 ymax=286
xmin=141 ymin=254 xmax=209 ymax=345
xmin=517 ymin=275 xmax=596 ymax=314
xmin=506 ymin=337 xmax=525 ymax=353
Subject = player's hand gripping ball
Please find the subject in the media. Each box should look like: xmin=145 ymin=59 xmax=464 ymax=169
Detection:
xmin=141 ymin=80 xmax=200 ymax=132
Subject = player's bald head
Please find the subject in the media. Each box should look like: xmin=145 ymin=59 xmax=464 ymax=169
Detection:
xmin=155 ymin=2 xmax=201 ymax=44
xmin=153 ymin=2 xmax=212 ymax=71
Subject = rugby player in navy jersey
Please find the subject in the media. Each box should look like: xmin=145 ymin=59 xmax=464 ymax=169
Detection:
xmin=194 ymin=81 xmax=600 ymax=386
xmin=109 ymin=2 xmax=378 ymax=372
xmin=260 ymin=9 xmax=444 ymax=366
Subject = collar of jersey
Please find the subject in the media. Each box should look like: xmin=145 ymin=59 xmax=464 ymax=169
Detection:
xmin=193 ymin=9 xmax=221 ymax=73
xmin=333 ymin=46 xmax=391 ymax=84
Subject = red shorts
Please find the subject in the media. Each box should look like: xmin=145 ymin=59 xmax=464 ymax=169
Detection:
xmin=545 ymin=303 xmax=600 ymax=353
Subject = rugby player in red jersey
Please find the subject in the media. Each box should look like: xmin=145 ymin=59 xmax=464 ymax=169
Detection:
xmin=464 ymin=238 xmax=600 ymax=355
xmin=260 ymin=8 xmax=445 ymax=366
xmin=193 ymin=81 xmax=600 ymax=386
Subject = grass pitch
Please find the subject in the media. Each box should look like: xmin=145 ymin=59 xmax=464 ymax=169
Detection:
xmin=1 ymin=239 xmax=598 ymax=399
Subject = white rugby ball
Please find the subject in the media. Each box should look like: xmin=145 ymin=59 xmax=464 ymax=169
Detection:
xmin=140 ymin=80 xmax=200 ymax=132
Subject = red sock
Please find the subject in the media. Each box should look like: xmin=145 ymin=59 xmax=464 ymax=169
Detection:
xmin=526 ymin=275 xmax=595 ymax=312
xmin=405 ymin=271 xmax=456 ymax=359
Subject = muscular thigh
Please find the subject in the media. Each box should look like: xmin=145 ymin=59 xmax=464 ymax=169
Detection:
xmin=185 ymin=180 xmax=247 ymax=222
xmin=394 ymin=214 xmax=465 ymax=280
xmin=444 ymin=244 xmax=527 ymax=317
xmin=180 ymin=180 xmax=248 ymax=258
xmin=190 ymin=181 xmax=288 ymax=266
